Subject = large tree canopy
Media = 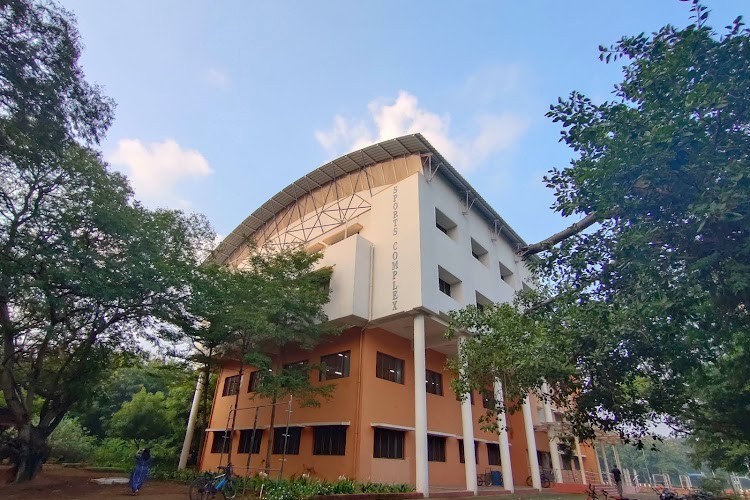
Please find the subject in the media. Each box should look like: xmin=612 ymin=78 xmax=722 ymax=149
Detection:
xmin=450 ymin=1 xmax=750 ymax=471
xmin=0 ymin=0 xmax=213 ymax=481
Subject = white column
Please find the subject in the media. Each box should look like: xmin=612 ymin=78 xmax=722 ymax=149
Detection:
xmin=413 ymin=314 xmax=429 ymax=497
xmin=522 ymin=395 xmax=542 ymax=490
xmin=179 ymin=372 xmax=205 ymax=469
xmin=602 ymin=444 xmax=611 ymax=484
xmin=575 ymin=437 xmax=587 ymax=484
xmin=593 ymin=444 xmax=604 ymax=484
xmin=541 ymin=383 xmax=562 ymax=484
xmin=458 ymin=336 xmax=478 ymax=495
xmin=493 ymin=380 xmax=514 ymax=492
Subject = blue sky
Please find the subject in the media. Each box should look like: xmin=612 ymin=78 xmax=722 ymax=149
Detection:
xmin=62 ymin=0 xmax=747 ymax=244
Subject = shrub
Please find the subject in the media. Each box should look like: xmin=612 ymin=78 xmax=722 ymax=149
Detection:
xmin=48 ymin=418 xmax=96 ymax=463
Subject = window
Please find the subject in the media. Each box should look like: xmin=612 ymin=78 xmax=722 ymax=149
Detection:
xmin=248 ymin=371 xmax=264 ymax=392
xmin=427 ymin=435 xmax=446 ymax=462
xmin=211 ymin=431 xmax=231 ymax=453
xmin=482 ymin=389 xmax=496 ymax=410
xmin=313 ymin=425 xmax=347 ymax=455
xmin=373 ymin=428 xmax=404 ymax=459
xmin=458 ymin=439 xmax=478 ymax=464
xmin=499 ymin=262 xmax=514 ymax=286
xmin=435 ymin=208 xmax=457 ymax=239
xmin=376 ymin=352 xmax=405 ymax=384
xmin=470 ymin=238 xmax=488 ymax=264
xmin=222 ymin=375 xmax=241 ymax=396
xmin=426 ymin=370 xmax=443 ymax=396
xmin=487 ymin=443 xmax=502 ymax=466
xmin=238 ymin=429 xmax=263 ymax=454
xmin=438 ymin=278 xmax=451 ymax=296
xmin=476 ymin=291 xmax=491 ymax=313
xmin=437 ymin=266 xmax=461 ymax=300
xmin=320 ymin=351 xmax=351 ymax=381
xmin=273 ymin=427 xmax=302 ymax=455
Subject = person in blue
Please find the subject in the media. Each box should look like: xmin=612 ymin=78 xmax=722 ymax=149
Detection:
xmin=129 ymin=448 xmax=152 ymax=496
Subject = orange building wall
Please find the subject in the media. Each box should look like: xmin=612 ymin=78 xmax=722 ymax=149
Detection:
xmin=200 ymin=326 xmax=600 ymax=488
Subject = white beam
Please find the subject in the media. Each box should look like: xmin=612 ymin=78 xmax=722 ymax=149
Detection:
xmin=179 ymin=372 xmax=205 ymax=469
xmin=459 ymin=336 xmax=478 ymax=495
xmin=522 ymin=396 xmax=542 ymax=490
xmin=413 ymin=314 xmax=429 ymax=497
xmin=493 ymin=380 xmax=514 ymax=492
xmin=542 ymin=383 xmax=563 ymax=484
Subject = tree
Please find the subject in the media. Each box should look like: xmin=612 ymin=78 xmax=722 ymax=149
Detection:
xmin=450 ymin=0 xmax=750 ymax=471
xmin=187 ymin=246 xmax=335 ymax=471
xmin=108 ymin=388 xmax=173 ymax=445
xmin=0 ymin=0 xmax=213 ymax=481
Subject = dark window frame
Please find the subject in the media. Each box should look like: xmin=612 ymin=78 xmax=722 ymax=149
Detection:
xmin=376 ymin=352 xmax=405 ymax=384
xmin=211 ymin=431 xmax=231 ymax=453
xmin=319 ymin=351 xmax=351 ymax=381
xmin=427 ymin=435 xmax=446 ymax=462
xmin=238 ymin=429 xmax=263 ymax=454
xmin=482 ymin=389 xmax=496 ymax=410
xmin=273 ymin=427 xmax=302 ymax=455
xmin=222 ymin=375 xmax=241 ymax=396
xmin=426 ymin=369 xmax=443 ymax=396
xmin=373 ymin=428 xmax=405 ymax=459
xmin=487 ymin=443 xmax=502 ymax=465
xmin=248 ymin=370 xmax=264 ymax=392
xmin=313 ymin=425 xmax=347 ymax=456
xmin=438 ymin=278 xmax=452 ymax=296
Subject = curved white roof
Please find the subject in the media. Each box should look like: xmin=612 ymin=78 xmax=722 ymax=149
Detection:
xmin=212 ymin=133 xmax=528 ymax=264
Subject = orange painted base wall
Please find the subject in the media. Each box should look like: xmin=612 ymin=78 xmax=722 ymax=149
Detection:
xmin=199 ymin=327 xmax=601 ymax=488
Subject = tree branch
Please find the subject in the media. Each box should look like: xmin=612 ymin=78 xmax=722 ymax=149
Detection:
xmin=518 ymin=212 xmax=599 ymax=258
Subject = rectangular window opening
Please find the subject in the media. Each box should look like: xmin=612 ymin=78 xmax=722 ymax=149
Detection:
xmin=238 ymin=429 xmax=263 ymax=454
xmin=470 ymin=238 xmax=489 ymax=265
xmin=222 ymin=375 xmax=241 ymax=396
xmin=426 ymin=370 xmax=443 ymax=396
xmin=487 ymin=443 xmax=502 ymax=466
xmin=427 ymin=435 xmax=446 ymax=462
xmin=320 ymin=351 xmax=351 ymax=381
xmin=313 ymin=425 xmax=347 ymax=456
xmin=373 ymin=428 xmax=405 ymax=459
xmin=273 ymin=427 xmax=302 ymax=455
xmin=211 ymin=431 xmax=231 ymax=454
xmin=376 ymin=352 xmax=405 ymax=384
xmin=435 ymin=208 xmax=457 ymax=239
xmin=499 ymin=262 xmax=514 ymax=286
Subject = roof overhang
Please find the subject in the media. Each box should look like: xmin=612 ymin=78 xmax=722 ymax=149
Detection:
xmin=211 ymin=133 xmax=529 ymax=265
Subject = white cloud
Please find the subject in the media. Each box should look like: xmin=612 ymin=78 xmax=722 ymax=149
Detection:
xmin=204 ymin=68 xmax=231 ymax=89
xmin=314 ymin=90 xmax=530 ymax=172
xmin=107 ymin=139 xmax=214 ymax=209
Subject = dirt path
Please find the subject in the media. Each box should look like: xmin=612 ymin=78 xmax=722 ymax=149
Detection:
xmin=0 ymin=465 xmax=191 ymax=499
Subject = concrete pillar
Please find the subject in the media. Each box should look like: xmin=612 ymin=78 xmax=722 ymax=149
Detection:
xmin=575 ymin=437 xmax=587 ymax=484
xmin=541 ymin=383 xmax=562 ymax=483
xmin=602 ymin=444 xmax=611 ymax=484
xmin=179 ymin=372 xmax=205 ymax=469
xmin=522 ymin=396 xmax=542 ymax=490
xmin=458 ymin=336 xmax=478 ymax=495
xmin=593 ymin=444 xmax=604 ymax=484
xmin=413 ymin=314 xmax=429 ymax=497
xmin=493 ymin=380 xmax=514 ymax=492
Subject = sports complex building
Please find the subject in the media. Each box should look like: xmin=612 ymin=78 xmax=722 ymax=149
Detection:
xmin=198 ymin=134 xmax=604 ymax=495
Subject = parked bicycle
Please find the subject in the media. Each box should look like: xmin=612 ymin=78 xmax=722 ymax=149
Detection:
xmin=525 ymin=469 xmax=552 ymax=488
xmin=189 ymin=464 xmax=238 ymax=500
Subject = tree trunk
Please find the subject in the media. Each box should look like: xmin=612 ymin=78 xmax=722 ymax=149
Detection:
xmin=264 ymin=393 xmax=277 ymax=474
xmin=11 ymin=425 xmax=49 ymax=483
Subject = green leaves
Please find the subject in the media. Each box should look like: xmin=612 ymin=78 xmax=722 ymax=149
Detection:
xmin=452 ymin=2 xmax=750 ymax=468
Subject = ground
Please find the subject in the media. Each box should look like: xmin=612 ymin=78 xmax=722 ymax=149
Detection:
xmin=0 ymin=466 xmax=660 ymax=500
xmin=0 ymin=465 xmax=188 ymax=499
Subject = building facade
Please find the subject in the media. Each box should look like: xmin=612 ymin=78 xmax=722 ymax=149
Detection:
xmin=199 ymin=134 xmax=602 ymax=495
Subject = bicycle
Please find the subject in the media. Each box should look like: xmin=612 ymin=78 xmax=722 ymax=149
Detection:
xmin=189 ymin=464 xmax=238 ymax=500
xmin=526 ymin=469 xmax=552 ymax=488
xmin=476 ymin=471 xmax=492 ymax=486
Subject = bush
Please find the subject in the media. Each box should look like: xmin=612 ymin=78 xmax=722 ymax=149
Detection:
xmin=92 ymin=437 xmax=137 ymax=469
xmin=700 ymin=477 xmax=729 ymax=496
xmin=48 ymin=418 xmax=96 ymax=463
